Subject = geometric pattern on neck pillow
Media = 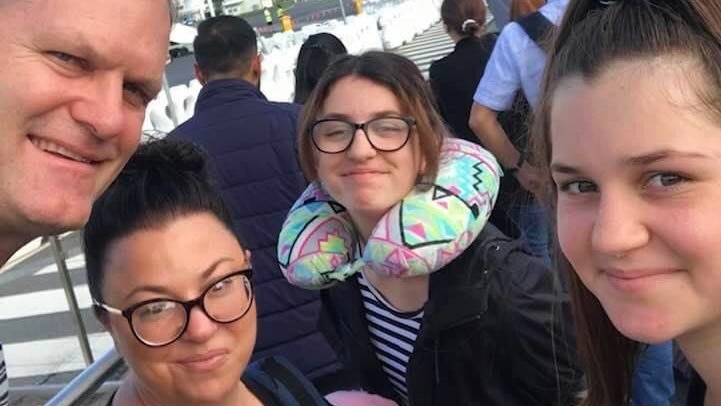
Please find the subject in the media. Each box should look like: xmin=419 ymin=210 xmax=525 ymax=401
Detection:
xmin=277 ymin=137 xmax=501 ymax=289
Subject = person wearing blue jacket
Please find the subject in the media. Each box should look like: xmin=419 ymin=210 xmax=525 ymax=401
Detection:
xmin=168 ymin=15 xmax=345 ymax=393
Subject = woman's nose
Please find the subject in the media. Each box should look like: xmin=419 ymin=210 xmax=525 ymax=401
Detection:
xmin=182 ymin=305 xmax=218 ymax=343
xmin=591 ymin=192 xmax=650 ymax=257
xmin=346 ymin=128 xmax=377 ymax=160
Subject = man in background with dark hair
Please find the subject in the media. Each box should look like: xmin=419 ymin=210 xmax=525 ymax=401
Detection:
xmin=0 ymin=0 xmax=172 ymax=403
xmin=168 ymin=16 xmax=345 ymax=392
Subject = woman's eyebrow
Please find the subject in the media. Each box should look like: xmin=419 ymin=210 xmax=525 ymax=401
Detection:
xmin=623 ymin=149 xmax=713 ymax=166
xmin=122 ymin=257 xmax=234 ymax=301
xmin=550 ymin=162 xmax=581 ymax=174
xmin=551 ymin=149 xmax=713 ymax=175
xmin=318 ymin=110 xmax=403 ymax=120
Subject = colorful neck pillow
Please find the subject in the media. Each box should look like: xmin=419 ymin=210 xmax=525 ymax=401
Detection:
xmin=277 ymin=137 xmax=500 ymax=289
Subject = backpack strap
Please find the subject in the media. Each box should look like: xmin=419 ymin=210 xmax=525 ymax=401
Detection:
xmin=516 ymin=11 xmax=554 ymax=52
xmin=244 ymin=356 xmax=329 ymax=406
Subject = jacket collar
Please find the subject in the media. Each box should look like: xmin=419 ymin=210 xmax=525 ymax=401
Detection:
xmin=195 ymin=78 xmax=267 ymax=113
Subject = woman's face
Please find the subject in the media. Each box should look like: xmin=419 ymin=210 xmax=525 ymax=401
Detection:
xmin=550 ymin=57 xmax=721 ymax=345
xmin=100 ymin=212 xmax=255 ymax=404
xmin=314 ymin=75 xmax=424 ymax=235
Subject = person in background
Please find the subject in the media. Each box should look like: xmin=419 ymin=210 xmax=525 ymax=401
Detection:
xmin=533 ymin=0 xmax=719 ymax=404
xmin=290 ymin=50 xmax=582 ymax=406
xmin=429 ymin=0 xmax=543 ymax=244
xmin=0 ymin=0 xmax=171 ymax=403
xmin=429 ymin=0 xmax=496 ymax=144
xmin=294 ymin=33 xmax=348 ymax=105
xmin=168 ymin=15 xmax=346 ymax=393
xmin=469 ymin=0 xmax=569 ymax=261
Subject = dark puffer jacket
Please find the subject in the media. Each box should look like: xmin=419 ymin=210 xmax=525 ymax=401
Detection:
xmin=322 ymin=224 xmax=584 ymax=405
xmin=169 ymin=79 xmax=342 ymax=384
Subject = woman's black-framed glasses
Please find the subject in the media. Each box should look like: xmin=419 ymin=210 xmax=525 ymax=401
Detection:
xmin=310 ymin=116 xmax=416 ymax=154
xmin=94 ymin=269 xmax=254 ymax=347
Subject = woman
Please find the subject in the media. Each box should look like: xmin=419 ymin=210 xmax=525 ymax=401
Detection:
xmin=428 ymin=0 xmax=495 ymax=144
xmin=83 ymin=139 xmax=329 ymax=406
xmin=533 ymin=0 xmax=721 ymax=404
xmin=293 ymin=33 xmax=347 ymax=105
xmin=290 ymin=51 xmax=583 ymax=406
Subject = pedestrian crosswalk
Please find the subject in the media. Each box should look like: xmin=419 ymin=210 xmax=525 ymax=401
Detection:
xmin=0 ymin=235 xmax=111 ymax=390
xmin=392 ymin=22 xmax=455 ymax=79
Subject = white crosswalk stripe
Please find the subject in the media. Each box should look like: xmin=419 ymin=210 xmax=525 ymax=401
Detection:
xmin=392 ymin=22 xmax=455 ymax=79
xmin=0 ymin=246 xmax=113 ymax=383
xmin=3 ymin=334 xmax=114 ymax=379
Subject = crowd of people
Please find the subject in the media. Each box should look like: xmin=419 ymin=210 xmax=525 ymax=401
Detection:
xmin=0 ymin=0 xmax=720 ymax=405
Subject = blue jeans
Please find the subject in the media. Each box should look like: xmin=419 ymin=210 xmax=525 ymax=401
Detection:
xmin=632 ymin=341 xmax=675 ymax=406
xmin=509 ymin=201 xmax=550 ymax=264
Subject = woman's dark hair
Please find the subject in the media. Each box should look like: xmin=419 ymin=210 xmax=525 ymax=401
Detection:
xmin=441 ymin=0 xmax=486 ymax=36
xmin=531 ymin=1 xmax=721 ymax=405
xmin=297 ymin=51 xmax=446 ymax=183
xmin=293 ymin=33 xmax=348 ymax=104
xmin=84 ymin=138 xmax=235 ymax=304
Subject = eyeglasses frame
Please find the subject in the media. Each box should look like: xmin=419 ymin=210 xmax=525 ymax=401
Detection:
xmin=310 ymin=116 xmax=417 ymax=154
xmin=94 ymin=268 xmax=254 ymax=347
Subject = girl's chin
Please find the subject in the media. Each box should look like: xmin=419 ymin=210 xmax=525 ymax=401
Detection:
xmin=608 ymin=314 xmax=677 ymax=344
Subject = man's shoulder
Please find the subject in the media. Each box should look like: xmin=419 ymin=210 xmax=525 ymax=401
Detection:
xmin=267 ymin=100 xmax=302 ymax=117
xmin=539 ymin=0 xmax=570 ymax=24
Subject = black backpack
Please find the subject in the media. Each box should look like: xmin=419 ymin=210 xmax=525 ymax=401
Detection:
xmin=243 ymin=356 xmax=329 ymax=406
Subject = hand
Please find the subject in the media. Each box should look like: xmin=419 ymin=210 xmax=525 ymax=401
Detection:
xmin=514 ymin=163 xmax=542 ymax=196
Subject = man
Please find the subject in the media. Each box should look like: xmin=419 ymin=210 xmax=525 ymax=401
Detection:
xmin=168 ymin=16 xmax=345 ymax=393
xmin=468 ymin=0 xmax=568 ymax=260
xmin=0 ymin=0 xmax=172 ymax=403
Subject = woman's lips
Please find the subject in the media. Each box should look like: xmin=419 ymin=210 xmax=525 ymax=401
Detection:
xmin=604 ymin=268 xmax=680 ymax=292
xmin=178 ymin=349 xmax=229 ymax=372
xmin=342 ymin=169 xmax=387 ymax=177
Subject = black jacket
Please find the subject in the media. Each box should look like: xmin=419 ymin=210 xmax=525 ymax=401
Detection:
xmin=429 ymin=34 xmax=497 ymax=144
xmin=322 ymin=225 xmax=583 ymax=405
xmin=168 ymin=79 xmax=342 ymax=384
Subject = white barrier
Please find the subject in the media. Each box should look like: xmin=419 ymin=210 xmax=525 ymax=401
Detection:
xmin=143 ymin=0 xmax=440 ymax=133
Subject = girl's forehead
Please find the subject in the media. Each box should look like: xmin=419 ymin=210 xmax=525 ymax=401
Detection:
xmin=549 ymin=57 xmax=721 ymax=173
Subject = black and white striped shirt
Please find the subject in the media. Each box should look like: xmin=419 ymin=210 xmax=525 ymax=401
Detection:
xmin=357 ymin=272 xmax=424 ymax=405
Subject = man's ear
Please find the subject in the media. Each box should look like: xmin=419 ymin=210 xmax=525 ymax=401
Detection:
xmin=193 ymin=64 xmax=207 ymax=85
xmin=252 ymin=53 xmax=263 ymax=82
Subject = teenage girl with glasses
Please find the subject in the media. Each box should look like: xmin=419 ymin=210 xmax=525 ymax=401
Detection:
xmin=285 ymin=51 xmax=583 ymax=406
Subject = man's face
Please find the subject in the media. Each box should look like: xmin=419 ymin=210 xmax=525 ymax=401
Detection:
xmin=0 ymin=0 xmax=170 ymax=239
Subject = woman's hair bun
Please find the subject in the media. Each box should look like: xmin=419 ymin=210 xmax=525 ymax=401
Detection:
xmin=461 ymin=18 xmax=480 ymax=35
xmin=123 ymin=138 xmax=209 ymax=178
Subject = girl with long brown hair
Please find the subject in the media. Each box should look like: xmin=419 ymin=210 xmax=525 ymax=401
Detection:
xmin=534 ymin=0 xmax=721 ymax=405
